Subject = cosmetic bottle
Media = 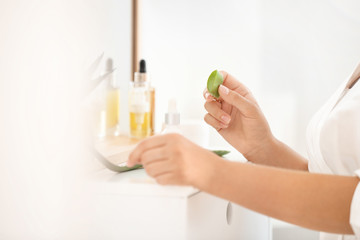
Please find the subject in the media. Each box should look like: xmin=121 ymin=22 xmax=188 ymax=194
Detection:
xmin=94 ymin=58 xmax=119 ymax=138
xmin=162 ymin=99 xmax=181 ymax=134
xmin=129 ymin=60 xmax=151 ymax=139
xmin=135 ymin=59 xmax=155 ymax=134
xmin=104 ymin=58 xmax=120 ymax=134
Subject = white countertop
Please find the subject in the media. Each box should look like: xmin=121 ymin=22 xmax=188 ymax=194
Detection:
xmin=90 ymin=168 xmax=199 ymax=198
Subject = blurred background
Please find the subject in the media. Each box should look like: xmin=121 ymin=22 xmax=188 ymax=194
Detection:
xmin=140 ymin=0 xmax=360 ymax=155
xmin=0 ymin=0 xmax=359 ymax=239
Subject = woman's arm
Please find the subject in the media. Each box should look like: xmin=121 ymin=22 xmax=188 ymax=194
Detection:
xmin=202 ymin=159 xmax=358 ymax=234
xmin=246 ymin=137 xmax=308 ymax=171
xmin=127 ymin=133 xmax=358 ymax=234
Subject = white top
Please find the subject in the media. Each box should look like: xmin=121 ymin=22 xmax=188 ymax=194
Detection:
xmin=306 ymin=64 xmax=360 ymax=240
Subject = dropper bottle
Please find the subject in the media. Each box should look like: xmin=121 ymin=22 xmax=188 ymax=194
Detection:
xmin=129 ymin=60 xmax=151 ymax=139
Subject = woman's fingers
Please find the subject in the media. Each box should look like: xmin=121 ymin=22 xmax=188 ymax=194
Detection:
xmin=141 ymin=147 xmax=167 ymax=166
xmin=144 ymin=160 xmax=175 ymax=179
xmin=204 ymin=101 xmax=231 ymax=125
xmin=127 ymin=133 xmax=208 ymax=186
xmin=220 ymin=71 xmax=249 ymax=93
xmin=204 ymin=113 xmax=229 ymax=131
xmin=127 ymin=135 xmax=167 ymax=167
xmin=218 ymin=84 xmax=256 ymax=118
xmin=204 ymin=71 xmax=256 ymax=104
xmin=220 ymin=71 xmax=257 ymax=103
xmin=131 ymin=140 xmax=187 ymax=185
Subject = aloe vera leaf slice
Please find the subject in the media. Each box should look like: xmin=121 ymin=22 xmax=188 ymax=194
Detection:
xmin=207 ymin=70 xmax=224 ymax=98
xmin=212 ymin=150 xmax=230 ymax=157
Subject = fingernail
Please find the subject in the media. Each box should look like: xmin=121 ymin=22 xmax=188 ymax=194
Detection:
xmin=221 ymin=115 xmax=231 ymax=124
xmin=205 ymin=92 xmax=210 ymax=99
xmin=219 ymin=85 xmax=229 ymax=95
xmin=127 ymin=161 xmax=133 ymax=167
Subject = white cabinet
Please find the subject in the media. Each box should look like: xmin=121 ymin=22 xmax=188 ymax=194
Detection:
xmin=75 ymin=169 xmax=271 ymax=240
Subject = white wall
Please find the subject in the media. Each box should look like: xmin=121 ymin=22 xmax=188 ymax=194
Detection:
xmin=258 ymin=0 xmax=360 ymax=154
xmin=140 ymin=0 xmax=360 ymax=154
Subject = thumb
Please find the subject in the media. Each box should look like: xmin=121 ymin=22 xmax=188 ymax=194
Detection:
xmin=218 ymin=84 xmax=256 ymax=117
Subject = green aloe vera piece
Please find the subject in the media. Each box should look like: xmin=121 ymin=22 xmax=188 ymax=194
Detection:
xmin=207 ymin=70 xmax=224 ymax=98
xmin=212 ymin=150 xmax=230 ymax=157
xmin=91 ymin=147 xmax=143 ymax=173
xmin=117 ymin=164 xmax=143 ymax=172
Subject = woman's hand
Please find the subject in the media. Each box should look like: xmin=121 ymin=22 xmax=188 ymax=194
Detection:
xmin=203 ymin=71 xmax=275 ymax=162
xmin=127 ymin=133 xmax=224 ymax=186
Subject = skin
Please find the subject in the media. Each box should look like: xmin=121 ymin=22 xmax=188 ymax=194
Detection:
xmin=127 ymin=71 xmax=359 ymax=234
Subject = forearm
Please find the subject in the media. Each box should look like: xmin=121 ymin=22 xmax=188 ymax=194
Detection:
xmin=244 ymin=137 xmax=308 ymax=171
xmin=198 ymin=160 xmax=359 ymax=234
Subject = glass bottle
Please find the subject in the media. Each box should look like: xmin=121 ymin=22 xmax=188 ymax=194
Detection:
xmin=129 ymin=72 xmax=151 ymax=139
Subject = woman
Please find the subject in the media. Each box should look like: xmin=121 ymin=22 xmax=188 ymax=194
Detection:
xmin=127 ymin=64 xmax=360 ymax=239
